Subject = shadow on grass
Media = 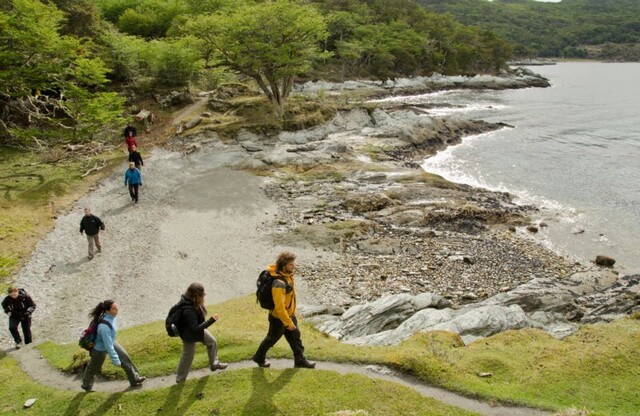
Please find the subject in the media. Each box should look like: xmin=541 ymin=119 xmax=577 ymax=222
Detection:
xmin=241 ymin=368 xmax=296 ymax=416
xmin=63 ymin=393 xmax=86 ymax=416
xmin=64 ymin=392 xmax=125 ymax=416
xmin=155 ymin=376 xmax=208 ymax=416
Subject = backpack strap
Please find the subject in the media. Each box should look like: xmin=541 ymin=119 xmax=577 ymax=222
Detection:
xmin=272 ymin=276 xmax=293 ymax=293
xmin=98 ymin=319 xmax=113 ymax=331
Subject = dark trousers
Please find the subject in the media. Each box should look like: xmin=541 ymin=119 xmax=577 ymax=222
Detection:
xmin=81 ymin=341 xmax=141 ymax=389
xmin=128 ymin=184 xmax=139 ymax=202
xmin=254 ymin=314 xmax=305 ymax=363
xmin=9 ymin=315 xmax=32 ymax=344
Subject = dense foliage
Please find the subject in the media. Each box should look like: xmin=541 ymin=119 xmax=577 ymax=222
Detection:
xmin=417 ymin=0 xmax=640 ymax=60
xmin=1 ymin=0 xmax=513 ymax=145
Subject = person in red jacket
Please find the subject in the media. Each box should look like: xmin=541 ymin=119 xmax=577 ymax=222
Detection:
xmin=125 ymin=131 xmax=137 ymax=154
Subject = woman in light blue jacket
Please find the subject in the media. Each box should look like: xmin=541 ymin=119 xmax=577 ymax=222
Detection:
xmin=81 ymin=300 xmax=146 ymax=392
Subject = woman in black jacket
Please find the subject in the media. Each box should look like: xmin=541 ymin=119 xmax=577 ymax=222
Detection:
xmin=175 ymin=283 xmax=228 ymax=383
xmin=2 ymin=287 xmax=36 ymax=349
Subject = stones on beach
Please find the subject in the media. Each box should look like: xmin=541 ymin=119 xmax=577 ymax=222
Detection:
xmin=526 ymin=225 xmax=539 ymax=233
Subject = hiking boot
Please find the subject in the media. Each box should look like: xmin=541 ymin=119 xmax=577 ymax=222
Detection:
xmin=81 ymin=386 xmax=95 ymax=393
xmin=294 ymin=360 xmax=316 ymax=369
xmin=87 ymin=255 xmax=94 ymax=260
xmin=252 ymin=355 xmax=271 ymax=368
xmin=210 ymin=362 xmax=228 ymax=371
xmin=14 ymin=341 xmax=21 ymax=349
xmin=131 ymin=376 xmax=146 ymax=387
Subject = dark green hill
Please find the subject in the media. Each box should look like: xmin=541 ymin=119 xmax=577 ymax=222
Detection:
xmin=417 ymin=0 xmax=640 ymax=60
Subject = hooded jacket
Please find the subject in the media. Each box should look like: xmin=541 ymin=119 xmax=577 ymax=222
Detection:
xmin=267 ymin=264 xmax=296 ymax=328
xmin=176 ymin=295 xmax=215 ymax=343
xmin=2 ymin=289 xmax=36 ymax=319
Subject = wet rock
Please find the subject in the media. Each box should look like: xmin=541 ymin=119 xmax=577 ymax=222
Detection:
xmin=527 ymin=225 xmax=539 ymax=233
xmin=594 ymin=255 xmax=615 ymax=267
xmin=241 ymin=142 xmax=264 ymax=152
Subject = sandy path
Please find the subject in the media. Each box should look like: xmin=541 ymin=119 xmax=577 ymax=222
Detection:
xmin=2 ymin=143 xmax=330 ymax=348
xmin=8 ymin=344 xmax=549 ymax=416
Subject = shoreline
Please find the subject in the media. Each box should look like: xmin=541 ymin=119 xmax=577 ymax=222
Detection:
xmin=3 ymin=70 xmax=632 ymax=349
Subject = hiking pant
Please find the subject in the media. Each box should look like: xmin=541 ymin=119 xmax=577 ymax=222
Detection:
xmin=128 ymin=184 xmax=139 ymax=202
xmin=176 ymin=329 xmax=219 ymax=383
xmin=254 ymin=314 xmax=305 ymax=364
xmin=81 ymin=341 xmax=141 ymax=389
xmin=86 ymin=234 xmax=101 ymax=258
xmin=9 ymin=315 xmax=32 ymax=344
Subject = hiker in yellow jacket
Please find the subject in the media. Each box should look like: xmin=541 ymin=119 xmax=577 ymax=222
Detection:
xmin=252 ymin=252 xmax=316 ymax=369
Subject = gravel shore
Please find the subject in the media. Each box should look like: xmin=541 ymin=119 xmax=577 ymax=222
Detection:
xmin=2 ymin=146 xmax=333 ymax=348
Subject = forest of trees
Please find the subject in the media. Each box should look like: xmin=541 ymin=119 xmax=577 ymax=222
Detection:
xmin=417 ymin=0 xmax=640 ymax=59
xmin=1 ymin=0 xmax=515 ymax=147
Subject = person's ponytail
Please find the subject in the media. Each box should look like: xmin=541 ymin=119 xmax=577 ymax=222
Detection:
xmin=88 ymin=300 xmax=114 ymax=323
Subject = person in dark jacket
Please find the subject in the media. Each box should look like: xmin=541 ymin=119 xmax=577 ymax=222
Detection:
xmin=81 ymin=300 xmax=146 ymax=392
xmin=2 ymin=286 xmax=36 ymax=349
xmin=175 ymin=283 xmax=228 ymax=383
xmin=123 ymin=123 xmax=137 ymax=139
xmin=79 ymin=207 xmax=105 ymax=260
xmin=128 ymin=145 xmax=144 ymax=169
xmin=253 ymin=252 xmax=315 ymax=369
xmin=124 ymin=162 xmax=142 ymax=203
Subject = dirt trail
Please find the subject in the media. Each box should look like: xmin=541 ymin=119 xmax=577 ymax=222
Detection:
xmin=2 ymin=144 xmax=329 ymax=348
xmin=8 ymin=344 xmax=549 ymax=416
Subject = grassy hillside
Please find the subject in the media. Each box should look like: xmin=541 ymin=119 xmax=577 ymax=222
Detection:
xmin=417 ymin=0 xmax=640 ymax=60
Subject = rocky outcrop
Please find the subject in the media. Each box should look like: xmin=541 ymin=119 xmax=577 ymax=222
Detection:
xmin=293 ymin=71 xmax=550 ymax=94
xmin=304 ymin=271 xmax=640 ymax=346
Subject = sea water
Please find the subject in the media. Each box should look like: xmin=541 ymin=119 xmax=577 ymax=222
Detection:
xmin=414 ymin=62 xmax=640 ymax=273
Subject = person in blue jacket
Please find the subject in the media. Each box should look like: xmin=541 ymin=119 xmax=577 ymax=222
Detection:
xmin=81 ymin=300 xmax=146 ymax=392
xmin=124 ymin=162 xmax=142 ymax=203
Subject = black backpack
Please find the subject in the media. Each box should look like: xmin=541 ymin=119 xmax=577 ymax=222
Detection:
xmin=165 ymin=303 xmax=186 ymax=337
xmin=256 ymin=270 xmax=291 ymax=310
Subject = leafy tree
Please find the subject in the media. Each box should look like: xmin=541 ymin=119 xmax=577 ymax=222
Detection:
xmin=49 ymin=0 xmax=101 ymax=37
xmin=0 ymin=0 xmax=123 ymax=145
xmin=184 ymin=0 xmax=329 ymax=116
xmin=116 ymin=0 xmax=187 ymax=38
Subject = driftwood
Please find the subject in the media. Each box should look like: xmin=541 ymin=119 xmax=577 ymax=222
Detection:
xmin=81 ymin=160 xmax=107 ymax=178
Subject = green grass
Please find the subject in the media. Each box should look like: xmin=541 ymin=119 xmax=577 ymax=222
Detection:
xmin=36 ymin=296 xmax=640 ymax=415
xmin=0 ymin=353 xmax=476 ymax=416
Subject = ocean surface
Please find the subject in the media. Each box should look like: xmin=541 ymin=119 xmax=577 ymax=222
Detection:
xmin=412 ymin=62 xmax=640 ymax=273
